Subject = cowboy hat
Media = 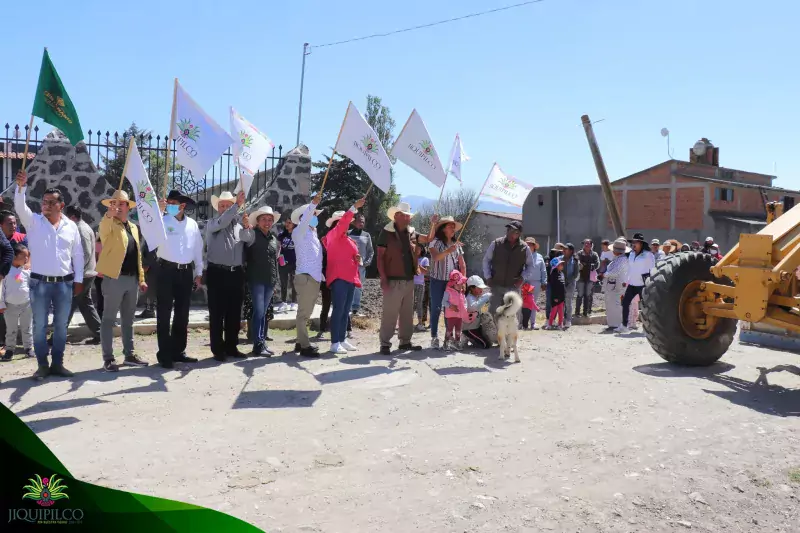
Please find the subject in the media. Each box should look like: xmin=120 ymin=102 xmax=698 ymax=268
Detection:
xmin=433 ymin=215 xmax=463 ymax=233
xmin=630 ymin=233 xmax=647 ymax=244
xmin=325 ymin=210 xmax=347 ymax=228
xmin=524 ymin=236 xmax=539 ymax=249
xmin=612 ymin=237 xmax=631 ymax=254
xmin=211 ymin=191 xmax=236 ymax=211
xmin=291 ymin=204 xmax=323 ymax=225
xmin=387 ymin=201 xmax=413 ymax=219
xmin=250 ymin=205 xmax=275 ymax=222
xmin=101 ymin=190 xmax=136 ymax=209
xmin=166 ymin=189 xmax=195 ymax=206
xmin=664 ymin=239 xmax=682 ymax=253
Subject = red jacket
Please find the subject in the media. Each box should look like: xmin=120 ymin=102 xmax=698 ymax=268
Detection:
xmin=321 ymin=208 xmax=362 ymax=288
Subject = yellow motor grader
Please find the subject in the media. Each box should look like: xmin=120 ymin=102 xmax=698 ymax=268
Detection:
xmin=639 ymin=201 xmax=795 ymax=365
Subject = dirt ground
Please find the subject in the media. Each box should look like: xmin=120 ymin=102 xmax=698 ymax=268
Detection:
xmin=1 ymin=325 xmax=798 ymax=532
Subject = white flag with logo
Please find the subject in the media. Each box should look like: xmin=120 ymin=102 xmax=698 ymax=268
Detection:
xmin=230 ymin=107 xmax=274 ymax=178
xmin=170 ymin=82 xmax=234 ymax=177
xmin=390 ymin=109 xmax=446 ymax=187
xmin=447 ymin=133 xmax=470 ymax=183
xmin=480 ymin=163 xmax=533 ymax=208
xmin=334 ymin=102 xmax=392 ymax=192
xmin=126 ymin=141 xmax=167 ymax=250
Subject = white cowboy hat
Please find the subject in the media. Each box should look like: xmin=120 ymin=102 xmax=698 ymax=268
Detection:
xmin=101 ymin=190 xmax=136 ymax=209
xmin=291 ymin=204 xmax=324 ymax=225
xmin=387 ymin=201 xmax=413 ymax=219
xmin=325 ymin=210 xmax=347 ymax=228
xmin=250 ymin=205 xmax=275 ymax=222
xmin=211 ymin=191 xmax=236 ymax=211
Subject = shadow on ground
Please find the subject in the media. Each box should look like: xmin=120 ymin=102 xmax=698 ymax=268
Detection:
xmin=633 ymin=362 xmax=800 ymax=417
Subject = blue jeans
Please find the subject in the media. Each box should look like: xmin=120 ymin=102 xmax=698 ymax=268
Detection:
xmin=30 ymin=279 xmax=73 ymax=367
xmin=330 ymin=279 xmax=355 ymax=344
xmin=429 ymin=278 xmax=448 ymax=339
xmin=351 ymin=266 xmax=366 ymax=312
xmin=250 ymin=282 xmax=275 ymax=347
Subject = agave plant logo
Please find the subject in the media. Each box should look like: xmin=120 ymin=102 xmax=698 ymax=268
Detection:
xmin=176 ymin=119 xmax=200 ymax=141
xmin=137 ymin=180 xmax=157 ymax=208
xmin=240 ymin=130 xmax=253 ymax=148
xmin=23 ymin=474 xmax=69 ymax=507
xmin=360 ymin=134 xmax=378 ymax=154
xmin=419 ymin=140 xmax=436 ymax=158
xmin=499 ymin=176 xmax=517 ymax=190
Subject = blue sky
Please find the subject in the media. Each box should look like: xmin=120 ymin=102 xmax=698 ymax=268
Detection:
xmin=3 ymin=0 xmax=799 ymax=206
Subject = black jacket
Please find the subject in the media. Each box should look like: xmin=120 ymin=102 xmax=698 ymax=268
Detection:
xmin=548 ymin=268 xmax=566 ymax=304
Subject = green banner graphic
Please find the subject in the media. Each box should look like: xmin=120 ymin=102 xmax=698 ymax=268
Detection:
xmin=0 ymin=402 xmax=264 ymax=532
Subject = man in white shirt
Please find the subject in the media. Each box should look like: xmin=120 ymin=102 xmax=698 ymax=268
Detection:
xmin=616 ymin=232 xmax=656 ymax=334
xmin=155 ymin=190 xmax=204 ymax=368
xmin=290 ymin=196 xmax=323 ymax=357
xmin=14 ymin=170 xmax=84 ymax=380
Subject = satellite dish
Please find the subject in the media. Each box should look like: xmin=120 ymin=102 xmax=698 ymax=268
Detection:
xmin=692 ymin=141 xmax=707 ymax=157
xmin=660 ymin=128 xmax=669 ymax=137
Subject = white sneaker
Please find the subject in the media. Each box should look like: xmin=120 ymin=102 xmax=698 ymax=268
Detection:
xmin=532 ymin=324 xmax=540 ymax=330
xmin=290 ymin=303 xmax=298 ymax=311
xmin=341 ymin=340 xmax=357 ymax=351
xmin=615 ymin=326 xmax=630 ymax=334
xmin=277 ymin=303 xmax=288 ymax=313
xmin=430 ymin=337 xmax=440 ymax=349
xmin=564 ymin=320 xmax=572 ymax=329
xmin=329 ymin=342 xmax=348 ymax=354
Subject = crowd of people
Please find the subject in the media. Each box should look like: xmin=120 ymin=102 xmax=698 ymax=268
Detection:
xmin=0 ymin=167 xmax=727 ymax=381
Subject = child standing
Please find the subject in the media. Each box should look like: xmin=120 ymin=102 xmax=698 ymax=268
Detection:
xmin=414 ymin=243 xmax=430 ymax=332
xmin=441 ymin=269 xmax=468 ymax=349
xmin=520 ymin=282 xmax=540 ymax=330
xmin=546 ymin=258 xmax=567 ymax=330
xmin=0 ymin=245 xmax=32 ymax=361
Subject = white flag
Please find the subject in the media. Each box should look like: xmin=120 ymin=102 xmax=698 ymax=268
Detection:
xmin=390 ymin=109 xmax=446 ymax=187
xmin=170 ymin=82 xmax=234 ymax=178
xmin=126 ymin=141 xmax=167 ymax=250
xmin=334 ymin=102 xmax=392 ymax=192
xmin=480 ymin=163 xmax=533 ymax=208
xmin=447 ymin=133 xmax=470 ymax=183
xmin=234 ymin=168 xmax=255 ymax=197
xmin=230 ymin=107 xmax=274 ymax=177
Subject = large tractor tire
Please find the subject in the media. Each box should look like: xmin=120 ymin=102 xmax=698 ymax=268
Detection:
xmin=641 ymin=252 xmax=737 ymax=366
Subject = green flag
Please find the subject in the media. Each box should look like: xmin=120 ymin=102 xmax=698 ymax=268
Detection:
xmin=31 ymin=49 xmax=84 ymax=145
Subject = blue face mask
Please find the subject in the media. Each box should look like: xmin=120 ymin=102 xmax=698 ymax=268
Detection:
xmin=166 ymin=204 xmax=180 ymax=216
xmin=309 ymin=215 xmax=319 ymax=228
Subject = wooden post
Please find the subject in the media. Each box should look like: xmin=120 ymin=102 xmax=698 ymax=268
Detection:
xmin=20 ymin=115 xmax=35 ymax=172
xmin=162 ymin=78 xmax=179 ymax=198
xmin=118 ymin=137 xmax=135 ymax=190
xmin=581 ymin=114 xmax=625 ymax=237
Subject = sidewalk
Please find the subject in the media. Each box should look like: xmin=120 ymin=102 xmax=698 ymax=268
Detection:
xmin=66 ymin=304 xmax=329 ymax=338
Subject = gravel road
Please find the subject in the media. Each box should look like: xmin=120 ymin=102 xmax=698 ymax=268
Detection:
xmin=1 ymin=326 xmax=798 ymax=532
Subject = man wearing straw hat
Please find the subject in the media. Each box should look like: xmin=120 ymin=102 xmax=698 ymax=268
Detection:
xmin=291 ymin=196 xmax=324 ymax=357
xmin=482 ymin=220 xmax=536 ymax=317
xmin=205 ymin=190 xmax=248 ymax=361
xmin=376 ymin=201 xmax=423 ymax=355
xmin=96 ymin=190 xmax=149 ymax=372
xmin=14 ymin=169 xmax=84 ymax=380
xmin=154 ymin=190 xmax=204 ymax=368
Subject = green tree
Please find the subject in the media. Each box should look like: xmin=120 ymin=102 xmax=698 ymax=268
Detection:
xmin=310 ymin=95 xmax=400 ymax=275
xmin=101 ymin=122 xmax=168 ymax=196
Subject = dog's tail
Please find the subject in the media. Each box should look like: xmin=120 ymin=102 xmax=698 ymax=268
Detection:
xmin=495 ymin=291 xmax=523 ymax=316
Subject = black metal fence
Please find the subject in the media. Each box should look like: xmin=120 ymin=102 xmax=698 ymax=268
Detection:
xmin=1 ymin=123 xmax=284 ymax=220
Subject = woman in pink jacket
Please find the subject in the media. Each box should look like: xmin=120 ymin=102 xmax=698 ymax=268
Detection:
xmin=322 ymin=197 xmax=366 ymax=355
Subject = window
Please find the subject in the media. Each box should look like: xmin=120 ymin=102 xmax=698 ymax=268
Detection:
xmin=537 ymin=194 xmax=544 ymax=206
xmin=784 ymin=196 xmax=796 ymax=210
xmin=714 ymin=187 xmax=734 ymax=202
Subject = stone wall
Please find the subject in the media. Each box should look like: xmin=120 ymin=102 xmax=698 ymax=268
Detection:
xmin=5 ymin=129 xmax=116 ymax=226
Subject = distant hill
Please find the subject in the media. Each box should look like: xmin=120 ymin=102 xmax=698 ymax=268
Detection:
xmin=400 ymin=195 xmax=520 ymax=214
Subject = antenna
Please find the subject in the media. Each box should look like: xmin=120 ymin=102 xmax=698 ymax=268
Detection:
xmin=661 ymin=128 xmax=674 ymax=159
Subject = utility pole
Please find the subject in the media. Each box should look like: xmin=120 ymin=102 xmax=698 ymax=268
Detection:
xmin=295 ymin=43 xmax=311 ymax=148
xmin=581 ymin=114 xmax=625 ymax=238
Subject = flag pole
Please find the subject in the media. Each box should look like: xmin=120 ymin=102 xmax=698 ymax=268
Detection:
xmin=20 ymin=115 xmax=35 ymax=172
xmin=456 ymin=163 xmax=493 ymax=242
xmin=317 ymin=102 xmax=350 ymax=197
xmin=118 ymin=137 xmax=135 ymax=190
xmin=364 ymin=182 xmax=374 ymax=196
xmin=162 ymin=78 xmax=178 ymax=198
xmin=435 ymin=133 xmax=460 ymax=214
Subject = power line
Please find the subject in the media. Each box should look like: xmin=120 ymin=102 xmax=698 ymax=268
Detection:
xmin=311 ymin=0 xmax=547 ymax=49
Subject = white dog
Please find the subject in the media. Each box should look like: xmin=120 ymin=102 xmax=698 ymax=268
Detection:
xmin=495 ymin=291 xmax=523 ymax=363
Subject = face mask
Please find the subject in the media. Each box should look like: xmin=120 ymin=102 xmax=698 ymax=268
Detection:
xmin=166 ymin=204 xmax=180 ymax=216
xmin=309 ymin=215 xmax=318 ymax=228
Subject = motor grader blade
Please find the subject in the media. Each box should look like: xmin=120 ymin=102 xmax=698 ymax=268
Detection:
xmin=740 ymin=321 xmax=800 ymax=352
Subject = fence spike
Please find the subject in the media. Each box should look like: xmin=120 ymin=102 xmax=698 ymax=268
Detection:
xmin=33 ymin=125 xmax=39 ymax=132
xmin=88 ymin=129 xmax=93 ymax=136
xmin=3 ymin=123 xmax=8 ymax=129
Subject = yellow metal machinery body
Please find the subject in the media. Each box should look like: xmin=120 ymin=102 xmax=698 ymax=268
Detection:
xmin=697 ymin=201 xmax=800 ymax=335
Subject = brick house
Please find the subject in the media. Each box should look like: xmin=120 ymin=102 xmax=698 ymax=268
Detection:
xmin=523 ymin=139 xmax=800 ymax=253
